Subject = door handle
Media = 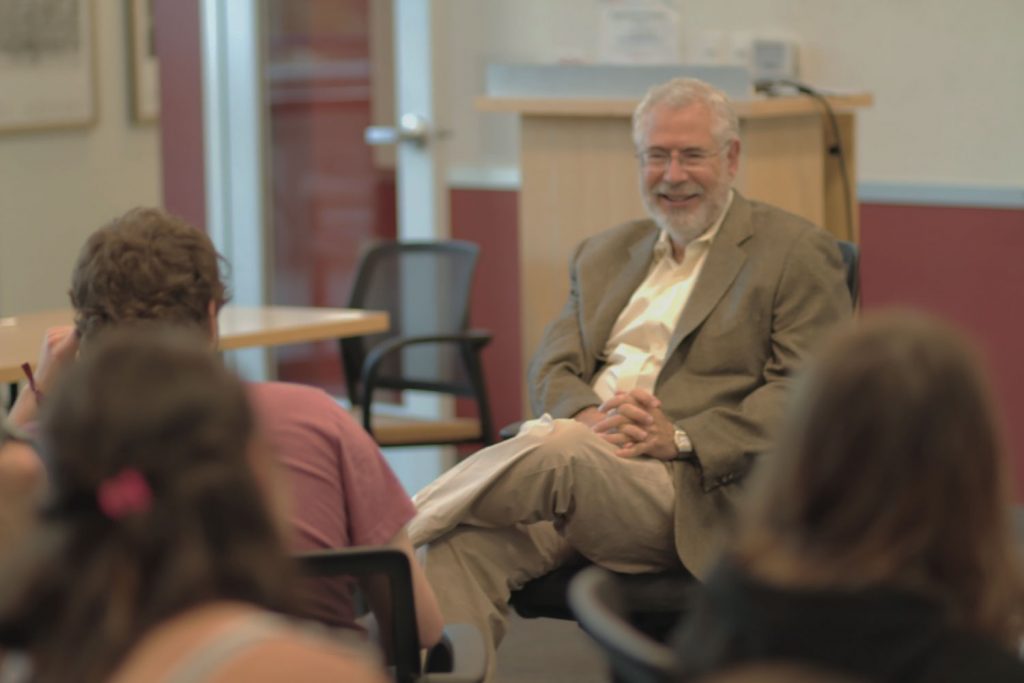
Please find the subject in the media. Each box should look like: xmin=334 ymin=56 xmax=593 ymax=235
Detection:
xmin=364 ymin=112 xmax=432 ymax=147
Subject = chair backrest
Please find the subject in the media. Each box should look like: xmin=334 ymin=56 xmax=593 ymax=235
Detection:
xmin=297 ymin=547 xmax=421 ymax=683
xmin=341 ymin=241 xmax=481 ymax=404
xmin=836 ymin=239 xmax=860 ymax=305
xmin=568 ymin=566 xmax=681 ymax=683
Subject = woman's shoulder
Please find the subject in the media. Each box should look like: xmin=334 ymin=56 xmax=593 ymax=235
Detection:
xmin=110 ymin=603 xmax=386 ymax=683
xmin=0 ymin=442 xmax=45 ymax=493
xmin=204 ymin=630 xmax=386 ymax=683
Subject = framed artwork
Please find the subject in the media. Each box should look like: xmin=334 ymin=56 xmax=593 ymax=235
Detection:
xmin=0 ymin=0 xmax=96 ymax=133
xmin=127 ymin=0 xmax=158 ymax=123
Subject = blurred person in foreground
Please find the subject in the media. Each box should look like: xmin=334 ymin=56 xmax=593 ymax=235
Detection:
xmin=6 ymin=208 xmax=444 ymax=649
xmin=673 ymin=312 xmax=1024 ymax=682
xmin=0 ymin=411 xmax=45 ymax=567
xmin=0 ymin=328 xmax=386 ymax=683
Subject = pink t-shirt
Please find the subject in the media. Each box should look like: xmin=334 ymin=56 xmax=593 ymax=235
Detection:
xmin=246 ymin=382 xmax=415 ymax=628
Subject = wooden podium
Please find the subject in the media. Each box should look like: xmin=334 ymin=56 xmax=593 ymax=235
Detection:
xmin=476 ymin=93 xmax=873 ymax=385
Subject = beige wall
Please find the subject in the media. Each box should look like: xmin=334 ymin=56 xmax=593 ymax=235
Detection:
xmin=442 ymin=0 xmax=1024 ymax=189
xmin=2 ymin=0 xmax=1019 ymax=318
xmin=0 ymin=0 xmax=161 ymax=316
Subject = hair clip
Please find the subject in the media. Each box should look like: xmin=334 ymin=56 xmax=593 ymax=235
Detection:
xmin=97 ymin=469 xmax=153 ymax=520
xmin=20 ymin=363 xmax=44 ymax=404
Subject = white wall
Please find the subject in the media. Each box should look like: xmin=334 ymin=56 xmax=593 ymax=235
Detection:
xmin=0 ymin=1 xmax=162 ymax=316
xmin=1 ymin=0 xmax=1018 ymax=316
xmin=440 ymin=0 xmax=1024 ymax=192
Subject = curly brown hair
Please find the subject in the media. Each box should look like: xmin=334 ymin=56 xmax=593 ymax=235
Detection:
xmin=69 ymin=208 xmax=229 ymax=342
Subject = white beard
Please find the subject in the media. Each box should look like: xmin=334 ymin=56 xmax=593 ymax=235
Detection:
xmin=642 ymin=176 xmax=731 ymax=247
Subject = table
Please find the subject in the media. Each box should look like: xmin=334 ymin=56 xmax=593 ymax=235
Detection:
xmin=0 ymin=305 xmax=389 ymax=384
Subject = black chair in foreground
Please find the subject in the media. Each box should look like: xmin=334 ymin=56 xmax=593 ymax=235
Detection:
xmin=296 ymin=547 xmax=486 ymax=683
xmin=568 ymin=566 xmax=681 ymax=683
xmin=341 ymin=241 xmax=495 ymax=449
xmin=511 ymin=557 xmax=693 ymax=641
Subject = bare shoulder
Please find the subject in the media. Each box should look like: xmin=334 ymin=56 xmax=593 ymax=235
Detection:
xmin=111 ymin=604 xmax=388 ymax=683
xmin=0 ymin=443 xmax=45 ymax=494
xmin=208 ymin=632 xmax=388 ymax=683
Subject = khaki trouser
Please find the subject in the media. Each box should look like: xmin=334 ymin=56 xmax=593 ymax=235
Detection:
xmin=410 ymin=416 xmax=678 ymax=681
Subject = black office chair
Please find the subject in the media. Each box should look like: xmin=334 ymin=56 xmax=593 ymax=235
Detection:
xmin=340 ymin=241 xmax=495 ymax=448
xmin=296 ymin=547 xmax=486 ymax=683
xmin=568 ymin=566 xmax=681 ymax=683
xmin=511 ymin=556 xmax=694 ymax=643
xmin=835 ymin=239 xmax=860 ymax=306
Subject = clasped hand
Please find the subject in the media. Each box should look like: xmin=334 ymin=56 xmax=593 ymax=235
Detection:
xmin=574 ymin=389 xmax=677 ymax=460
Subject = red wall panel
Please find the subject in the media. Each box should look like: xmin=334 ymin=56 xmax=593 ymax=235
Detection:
xmin=154 ymin=0 xmax=206 ymax=229
xmin=451 ymin=189 xmax=524 ymax=433
xmin=860 ymin=203 xmax=1024 ymax=498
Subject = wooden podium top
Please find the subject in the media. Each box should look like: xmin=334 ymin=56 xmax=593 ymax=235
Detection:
xmin=476 ymin=92 xmax=873 ymax=119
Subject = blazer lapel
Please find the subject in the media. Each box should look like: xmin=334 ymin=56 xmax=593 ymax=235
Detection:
xmin=586 ymin=224 xmax=659 ymax=360
xmin=666 ymin=194 xmax=753 ymax=353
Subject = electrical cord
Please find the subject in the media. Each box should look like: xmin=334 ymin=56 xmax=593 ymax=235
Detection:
xmin=754 ymin=79 xmax=855 ymax=240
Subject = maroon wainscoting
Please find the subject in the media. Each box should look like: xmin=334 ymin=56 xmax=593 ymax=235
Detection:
xmin=154 ymin=0 xmax=206 ymax=229
xmin=451 ymin=189 xmax=524 ymax=433
xmin=860 ymin=203 xmax=1024 ymax=499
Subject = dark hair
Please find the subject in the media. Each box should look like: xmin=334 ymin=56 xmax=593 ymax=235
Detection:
xmin=0 ymin=327 xmax=295 ymax=683
xmin=737 ymin=312 xmax=1024 ymax=645
xmin=69 ymin=207 xmax=229 ymax=343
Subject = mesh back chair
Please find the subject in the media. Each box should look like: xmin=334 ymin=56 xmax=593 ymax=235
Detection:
xmin=296 ymin=547 xmax=486 ymax=683
xmin=568 ymin=566 xmax=681 ymax=683
xmin=341 ymin=241 xmax=494 ymax=448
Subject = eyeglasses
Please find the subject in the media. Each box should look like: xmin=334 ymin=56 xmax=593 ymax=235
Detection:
xmin=637 ymin=146 xmax=725 ymax=171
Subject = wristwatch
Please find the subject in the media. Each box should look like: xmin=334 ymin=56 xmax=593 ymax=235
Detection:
xmin=673 ymin=427 xmax=692 ymax=455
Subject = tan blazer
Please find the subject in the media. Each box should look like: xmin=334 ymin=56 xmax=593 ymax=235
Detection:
xmin=527 ymin=193 xmax=853 ymax=576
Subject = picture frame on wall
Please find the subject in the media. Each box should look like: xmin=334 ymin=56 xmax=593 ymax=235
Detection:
xmin=128 ymin=0 xmax=158 ymax=123
xmin=0 ymin=0 xmax=97 ymax=133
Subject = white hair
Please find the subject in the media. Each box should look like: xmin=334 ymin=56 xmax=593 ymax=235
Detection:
xmin=632 ymin=78 xmax=739 ymax=149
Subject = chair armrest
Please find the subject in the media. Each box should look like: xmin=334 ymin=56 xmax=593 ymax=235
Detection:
xmin=363 ymin=332 xmax=492 ymax=373
xmin=358 ymin=331 xmax=494 ymax=440
xmin=421 ymin=623 xmax=488 ymax=683
xmin=360 ymin=333 xmax=492 ymax=403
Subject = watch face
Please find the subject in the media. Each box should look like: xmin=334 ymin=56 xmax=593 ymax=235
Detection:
xmin=673 ymin=428 xmax=691 ymax=454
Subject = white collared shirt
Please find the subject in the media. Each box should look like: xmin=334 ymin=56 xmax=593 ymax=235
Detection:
xmin=590 ymin=191 xmax=733 ymax=405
